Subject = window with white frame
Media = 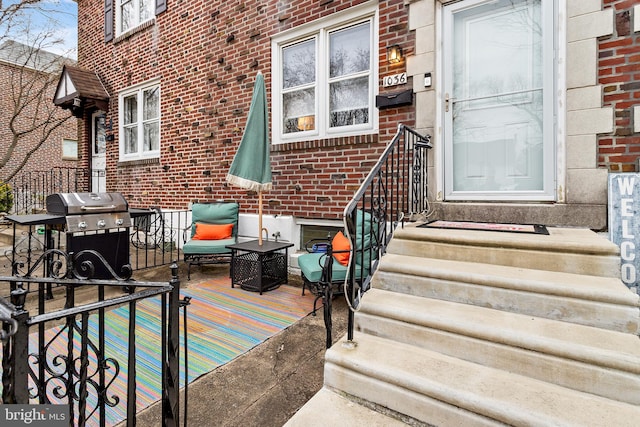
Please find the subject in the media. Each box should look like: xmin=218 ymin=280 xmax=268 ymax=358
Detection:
xmin=62 ymin=139 xmax=78 ymax=160
xmin=117 ymin=0 xmax=154 ymax=35
xmin=119 ymin=81 xmax=160 ymax=161
xmin=272 ymin=4 xmax=378 ymax=143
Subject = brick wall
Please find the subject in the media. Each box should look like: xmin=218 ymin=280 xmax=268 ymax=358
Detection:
xmin=598 ymin=0 xmax=640 ymax=172
xmin=0 ymin=61 xmax=78 ymax=181
xmin=77 ymin=0 xmax=415 ymax=219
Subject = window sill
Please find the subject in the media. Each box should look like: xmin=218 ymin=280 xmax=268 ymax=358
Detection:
xmin=114 ymin=18 xmax=156 ymax=43
xmin=118 ymin=157 xmax=160 ymax=168
xmin=272 ymin=133 xmax=379 ymax=153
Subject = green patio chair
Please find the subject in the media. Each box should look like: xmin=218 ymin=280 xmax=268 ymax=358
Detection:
xmin=183 ymin=201 xmax=239 ymax=280
xmin=298 ymin=210 xmax=377 ymax=314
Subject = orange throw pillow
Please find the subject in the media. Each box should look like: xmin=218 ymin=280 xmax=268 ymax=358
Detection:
xmin=332 ymin=231 xmax=351 ymax=266
xmin=192 ymin=223 xmax=233 ymax=240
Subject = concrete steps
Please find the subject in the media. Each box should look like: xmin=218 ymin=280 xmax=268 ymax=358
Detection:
xmin=0 ymin=221 xmax=14 ymax=246
xmin=287 ymin=225 xmax=640 ymax=426
xmin=356 ymin=288 xmax=640 ymax=405
xmin=324 ymin=333 xmax=640 ymax=427
xmin=388 ymin=224 xmax=621 ymax=277
xmin=374 ymin=254 xmax=639 ymax=333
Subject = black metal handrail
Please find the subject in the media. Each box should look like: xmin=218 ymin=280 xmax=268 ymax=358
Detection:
xmin=342 ymin=124 xmax=432 ymax=343
xmin=0 ymin=168 xmax=183 ymax=272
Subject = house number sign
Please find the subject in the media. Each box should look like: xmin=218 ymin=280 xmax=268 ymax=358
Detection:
xmin=382 ymin=72 xmax=407 ymax=87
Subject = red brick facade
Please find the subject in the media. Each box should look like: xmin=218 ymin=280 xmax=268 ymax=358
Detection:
xmin=76 ymin=0 xmax=414 ymax=219
xmin=598 ymin=0 xmax=640 ymax=172
xmin=0 ymin=61 xmax=78 ymax=181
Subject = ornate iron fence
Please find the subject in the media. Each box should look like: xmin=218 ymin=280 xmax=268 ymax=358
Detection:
xmin=3 ymin=167 xmax=87 ymax=215
xmin=130 ymin=208 xmax=188 ymax=271
xmin=0 ymin=251 xmax=184 ymax=427
xmin=0 ymin=168 xmax=188 ymax=272
xmin=339 ymin=124 xmax=432 ymax=344
xmin=2 ymin=208 xmax=188 ymax=277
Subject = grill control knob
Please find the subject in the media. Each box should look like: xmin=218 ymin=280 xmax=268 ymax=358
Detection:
xmin=115 ymin=218 xmax=124 ymax=226
xmin=97 ymin=219 xmax=106 ymax=228
xmin=78 ymin=221 xmax=87 ymax=230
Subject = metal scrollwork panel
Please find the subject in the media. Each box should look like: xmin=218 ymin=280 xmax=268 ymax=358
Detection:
xmin=11 ymin=249 xmax=132 ymax=281
xmin=27 ymin=315 xmax=121 ymax=417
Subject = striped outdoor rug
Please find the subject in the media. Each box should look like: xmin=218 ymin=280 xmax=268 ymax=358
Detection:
xmin=20 ymin=278 xmax=315 ymax=426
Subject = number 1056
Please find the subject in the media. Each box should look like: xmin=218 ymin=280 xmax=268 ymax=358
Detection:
xmin=382 ymin=73 xmax=407 ymax=87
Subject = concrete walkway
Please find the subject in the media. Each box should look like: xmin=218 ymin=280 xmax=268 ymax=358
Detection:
xmin=126 ymin=263 xmax=349 ymax=427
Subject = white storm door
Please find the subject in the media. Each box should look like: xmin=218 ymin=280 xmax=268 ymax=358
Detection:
xmin=92 ymin=112 xmax=107 ymax=193
xmin=443 ymin=0 xmax=555 ymax=201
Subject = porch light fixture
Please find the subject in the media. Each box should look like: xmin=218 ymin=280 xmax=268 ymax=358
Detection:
xmin=387 ymin=44 xmax=403 ymax=64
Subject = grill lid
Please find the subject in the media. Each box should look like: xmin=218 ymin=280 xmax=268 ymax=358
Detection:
xmin=46 ymin=192 xmax=129 ymax=216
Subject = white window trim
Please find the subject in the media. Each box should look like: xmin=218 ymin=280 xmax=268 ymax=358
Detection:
xmin=118 ymin=79 xmax=161 ymax=162
xmin=271 ymin=0 xmax=379 ymax=144
xmin=115 ymin=0 xmax=155 ymax=38
xmin=555 ymin=0 xmax=567 ymax=203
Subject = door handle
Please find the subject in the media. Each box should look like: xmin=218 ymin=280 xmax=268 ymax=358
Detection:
xmin=445 ymin=93 xmax=450 ymax=112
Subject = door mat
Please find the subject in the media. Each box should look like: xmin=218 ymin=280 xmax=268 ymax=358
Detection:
xmin=419 ymin=220 xmax=549 ymax=235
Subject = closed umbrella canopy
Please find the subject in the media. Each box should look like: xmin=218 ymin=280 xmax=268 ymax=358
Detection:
xmin=226 ymin=71 xmax=272 ymax=192
xmin=226 ymin=71 xmax=272 ymax=244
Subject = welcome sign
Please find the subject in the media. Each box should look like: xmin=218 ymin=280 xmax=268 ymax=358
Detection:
xmin=608 ymin=173 xmax=640 ymax=291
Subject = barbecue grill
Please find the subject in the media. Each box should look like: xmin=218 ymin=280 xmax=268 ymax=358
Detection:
xmin=46 ymin=192 xmax=132 ymax=278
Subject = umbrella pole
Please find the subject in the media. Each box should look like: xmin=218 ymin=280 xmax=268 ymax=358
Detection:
xmin=258 ymin=190 xmax=263 ymax=245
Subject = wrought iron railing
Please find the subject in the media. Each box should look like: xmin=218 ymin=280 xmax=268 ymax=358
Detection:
xmin=130 ymin=208 xmax=188 ymax=271
xmin=0 ymin=251 xmax=185 ymax=427
xmin=0 ymin=168 xmax=186 ymax=272
xmin=2 ymin=208 xmax=189 ymax=278
xmin=3 ymin=167 xmax=87 ymax=215
xmin=341 ymin=124 xmax=432 ymax=343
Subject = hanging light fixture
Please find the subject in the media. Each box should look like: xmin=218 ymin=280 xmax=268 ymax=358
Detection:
xmin=387 ymin=44 xmax=403 ymax=64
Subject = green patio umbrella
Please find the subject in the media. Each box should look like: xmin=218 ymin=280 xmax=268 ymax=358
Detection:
xmin=226 ymin=71 xmax=272 ymax=244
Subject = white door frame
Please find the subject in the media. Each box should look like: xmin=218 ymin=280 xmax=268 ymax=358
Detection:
xmin=440 ymin=0 xmax=556 ymax=202
xmin=91 ymin=111 xmax=107 ymax=193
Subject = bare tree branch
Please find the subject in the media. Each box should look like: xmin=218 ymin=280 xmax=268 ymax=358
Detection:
xmin=0 ymin=17 xmax=74 ymax=182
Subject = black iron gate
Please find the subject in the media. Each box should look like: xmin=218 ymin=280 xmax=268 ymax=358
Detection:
xmin=0 ymin=249 xmax=183 ymax=427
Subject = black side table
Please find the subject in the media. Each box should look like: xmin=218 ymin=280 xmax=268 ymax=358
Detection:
xmin=226 ymin=240 xmax=294 ymax=294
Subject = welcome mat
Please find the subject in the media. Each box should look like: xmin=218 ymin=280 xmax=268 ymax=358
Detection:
xmin=5 ymin=278 xmax=314 ymax=426
xmin=420 ymin=220 xmax=549 ymax=235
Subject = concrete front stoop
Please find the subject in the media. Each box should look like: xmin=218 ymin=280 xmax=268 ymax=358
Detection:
xmin=285 ymin=224 xmax=640 ymax=426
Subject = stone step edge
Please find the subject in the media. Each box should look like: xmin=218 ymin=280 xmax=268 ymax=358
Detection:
xmin=326 ymin=333 xmax=640 ymax=426
xmin=355 ymin=311 xmax=640 ymax=406
xmin=373 ymin=268 xmax=639 ymax=334
xmin=392 ymin=224 xmax=619 ymax=256
xmin=359 ymin=289 xmax=640 ymax=374
xmin=376 ymin=253 xmax=639 ymax=307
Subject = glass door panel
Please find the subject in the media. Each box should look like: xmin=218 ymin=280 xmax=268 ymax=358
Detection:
xmin=443 ymin=0 xmax=554 ymax=200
